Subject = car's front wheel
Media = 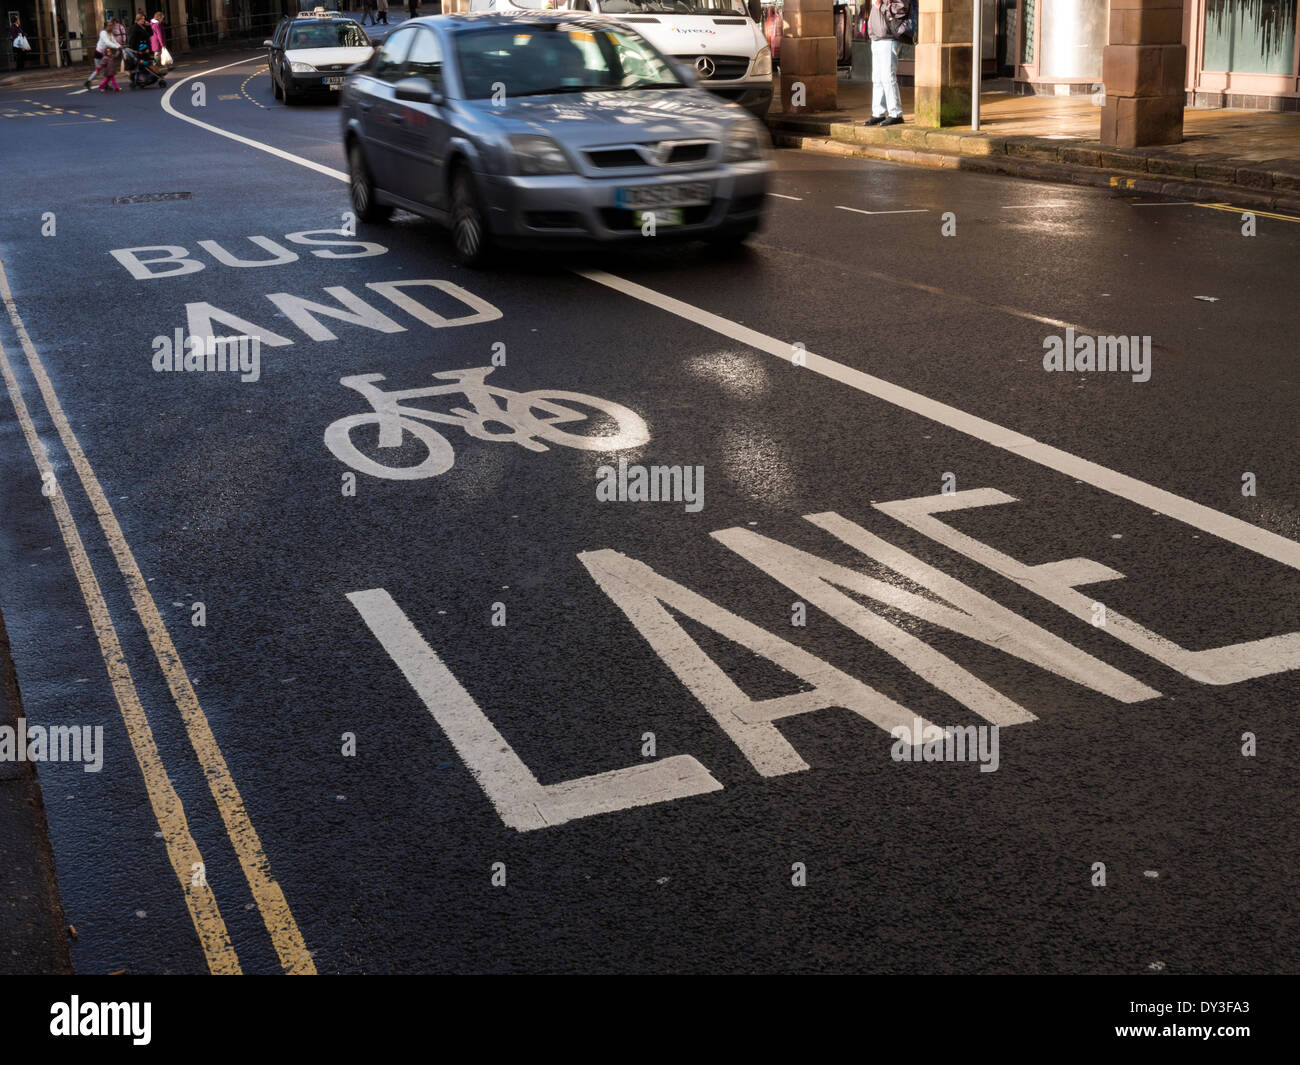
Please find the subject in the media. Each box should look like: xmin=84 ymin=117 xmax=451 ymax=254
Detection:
xmin=348 ymin=142 xmax=392 ymax=224
xmin=450 ymin=166 xmax=492 ymax=268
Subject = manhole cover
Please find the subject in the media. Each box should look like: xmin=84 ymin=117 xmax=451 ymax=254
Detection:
xmin=112 ymin=192 xmax=193 ymax=204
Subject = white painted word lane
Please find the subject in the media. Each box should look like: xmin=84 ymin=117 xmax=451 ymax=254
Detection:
xmin=348 ymin=485 xmax=1300 ymax=832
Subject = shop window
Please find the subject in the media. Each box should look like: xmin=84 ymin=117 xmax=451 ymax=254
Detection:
xmin=1039 ymin=0 xmax=1106 ymax=79
xmin=1203 ymin=0 xmax=1297 ymax=75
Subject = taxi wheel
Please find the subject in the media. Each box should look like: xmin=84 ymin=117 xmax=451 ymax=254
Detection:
xmin=348 ymin=142 xmax=392 ymax=224
xmin=450 ymin=167 xmax=492 ymax=268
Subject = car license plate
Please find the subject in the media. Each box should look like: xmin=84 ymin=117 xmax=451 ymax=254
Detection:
xmin=616 ymin=182 xmax=710 ymax=210
xmin=635 ymin=208 xmax=684 ymax=228
xmin=325 ymin=76 xmax=344 ymax=88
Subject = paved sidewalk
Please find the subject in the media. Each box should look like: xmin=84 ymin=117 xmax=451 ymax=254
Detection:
xmin=768 ymin=76 xmax=1300 ymax=212
xmin=0 ymin=604 xmax=72 ymax=975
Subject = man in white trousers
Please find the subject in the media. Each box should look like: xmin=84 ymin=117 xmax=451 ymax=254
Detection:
xmin=864 ymin=0 xmax=910 ymax=126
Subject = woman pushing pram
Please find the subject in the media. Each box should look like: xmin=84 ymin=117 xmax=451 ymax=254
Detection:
xmin=125 ymin=11 xmax=171 ymax=89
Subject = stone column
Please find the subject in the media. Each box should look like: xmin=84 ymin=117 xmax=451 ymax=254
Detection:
xmin=780 ymin=0 xmax=836 ymax=112
xmin=914 ymin=0 xmax=972 ymax=127
xmin=1100 ymin=0 xmax=1186 ymax=147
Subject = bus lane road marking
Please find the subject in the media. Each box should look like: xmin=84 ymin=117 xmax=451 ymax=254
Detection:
xmin=146 ymin=62 xmax=1300 ymax=832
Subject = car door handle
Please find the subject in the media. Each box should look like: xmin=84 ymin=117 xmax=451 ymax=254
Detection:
xmin=358 ymin=101 xmax=373 ymax=112
xmin=388 ymin=112 xmax=405 ymax=124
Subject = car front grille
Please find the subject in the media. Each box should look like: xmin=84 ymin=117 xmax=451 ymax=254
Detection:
xmin=675 ymin=54 xmax=751 ymax=80
xmin=584 ymin=141 xmax=717 ymax=170
xmin=665 ymin=142 xmax=710 ymax=164
xmin=585 ymin=148 xmax=645 ymax=169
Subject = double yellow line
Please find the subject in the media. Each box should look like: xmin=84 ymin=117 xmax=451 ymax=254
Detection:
xmin=1195 ymin=201 xmax=1300 ymax=223
xmin=0 ymin=260 xmax=314 ymax=975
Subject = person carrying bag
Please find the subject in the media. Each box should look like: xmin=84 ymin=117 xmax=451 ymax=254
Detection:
xmin=10 ymin=16 xmax=31 ymax=71
xmin=150 ymin=11 xmax=172 ymax=67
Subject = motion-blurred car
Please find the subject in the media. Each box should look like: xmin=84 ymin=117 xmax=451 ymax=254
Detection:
xmin=265 ymin=8 xmax=374 ymax=105
xmin=340 ymin=13 xmax=771 ymax=266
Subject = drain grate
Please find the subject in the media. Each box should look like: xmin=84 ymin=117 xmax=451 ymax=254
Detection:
xmin=112 ymin=192 xmax=193 ymax=204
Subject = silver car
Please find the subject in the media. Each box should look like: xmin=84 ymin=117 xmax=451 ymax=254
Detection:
xmin=340 ymin=12 xmax=771 ymax=266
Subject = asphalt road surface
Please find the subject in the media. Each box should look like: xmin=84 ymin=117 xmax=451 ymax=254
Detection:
xmin=2 ymin=52 xmax=1298 ymax=976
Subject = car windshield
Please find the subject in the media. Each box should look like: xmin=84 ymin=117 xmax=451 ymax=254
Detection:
xmin=455 ymin=24 xmax=684 ymax=99
xmin=288 ymin=21 xmax=368 ymax=48
xmin=597 ymin=0 xmax=749 ymax=14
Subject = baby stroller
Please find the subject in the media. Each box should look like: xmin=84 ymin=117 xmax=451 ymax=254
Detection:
xmin=125 ymin=47 xmax=169 ymax=89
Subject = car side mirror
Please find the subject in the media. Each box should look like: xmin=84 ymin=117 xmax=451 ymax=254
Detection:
xmin=262 ymin=38 xmax=274 ymax=46
xmin=394 ymin=75 xmax=442 ymax=105
xmin=673 ymin=62 xmax=697 ymax=87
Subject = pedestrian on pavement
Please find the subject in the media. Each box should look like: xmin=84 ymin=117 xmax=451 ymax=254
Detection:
xmin=9 ymin=15 xmax=30 ymax=72
xmin=376 ymin=0 xmax=389 ymax=25
xmin=112 ymin=15 xmax=128 ymax=51
xmin=407 ymin=0 xmax=419 ymax=21
xmin=863 ymin=0 xmax=909 ymax=127
xmin=92 ymin=21 xmax=124 ymax=91
xmin=87 ymin=20 xmax=125 ymax=90
xmin=129 ymin=12 xmax=151 ymax=54
xmin=128 ymin=12 xmax=152 ymax=85
xmin=361 ymin=0 xmax=376 ymax=26
xmin=150 ymin=10 xmax=170 ymax=66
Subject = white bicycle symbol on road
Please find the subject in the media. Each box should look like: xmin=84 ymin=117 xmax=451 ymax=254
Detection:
xmin=324 ymin=366 xmax=650 ymax=480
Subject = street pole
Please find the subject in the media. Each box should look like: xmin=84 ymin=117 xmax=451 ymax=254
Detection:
xmin=48 ymin=0 xmax=60 ymax=68
xmin=971 ymin=0 xmax=981 ymax=130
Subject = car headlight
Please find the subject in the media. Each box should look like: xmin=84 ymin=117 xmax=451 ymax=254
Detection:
xmin=725 ymin=123 xmax=764 ymax=163
xmin=753 ymin=46 xmax=772 ymax=78
xmin=508 ymin=135 xmax=573 ymax=176
xmin=290 ymin=61 xmax=316 ymax=73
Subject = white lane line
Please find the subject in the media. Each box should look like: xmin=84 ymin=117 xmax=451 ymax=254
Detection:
xmin=152 ymin=79 xmax=1300 ymax=574
xmin=577 ymin=269 xmax=1300 ymax=574
xmin=836 ymin=205 xmax=928 ymax=215
xmin=159 ymin=55 xmax=347 ymax=181
xmin=999 ymin=204 xmax=1072 ymax=209
xmin=769 ymin=193 xmax=803 ymax=201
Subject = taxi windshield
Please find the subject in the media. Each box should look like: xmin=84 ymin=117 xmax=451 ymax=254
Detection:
xmin=288 ymin=21 xmax=368 ymax=48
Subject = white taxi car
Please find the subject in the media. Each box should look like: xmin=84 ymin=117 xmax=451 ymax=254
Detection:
xmin=265 ymin=8 xmax=375 ymax=105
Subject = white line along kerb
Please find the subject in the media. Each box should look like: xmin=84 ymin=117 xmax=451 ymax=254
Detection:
xmin=160 ymin=56 xmax=348 ymax=182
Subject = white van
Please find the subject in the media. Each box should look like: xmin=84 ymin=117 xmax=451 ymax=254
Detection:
xmin=467 ymin=0 xmax=773 ymax=118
